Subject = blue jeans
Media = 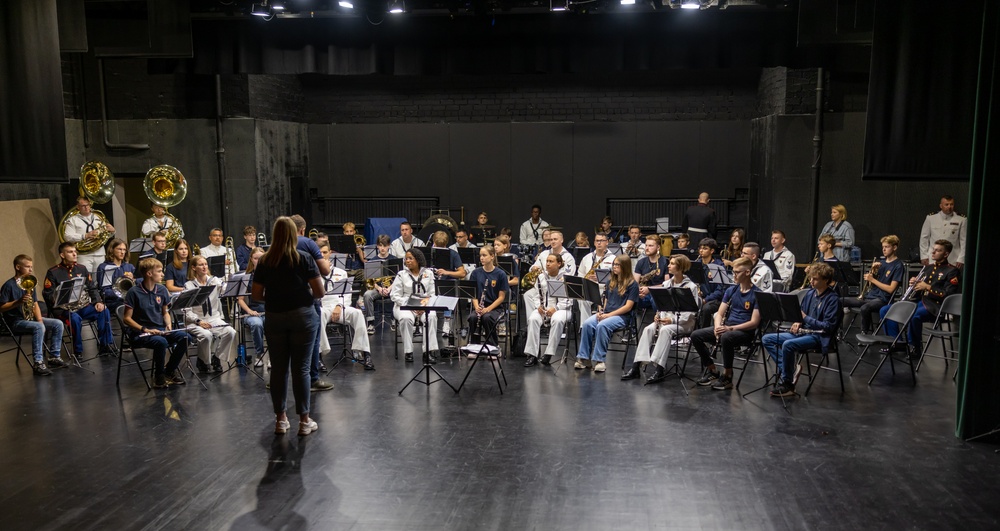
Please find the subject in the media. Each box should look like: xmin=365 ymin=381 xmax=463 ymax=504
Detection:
xmin=880 ymin=301 xmax=933 ymax=349
xmin=763 ymin=332 xmax=822 ymax=384
xmin=577 ymin=314 xmax=626 ymax=363
xmin=266 ymin=306 xmax=319 ymax=416
xmin=245 ymin=315 xmax=266 ymax=356
xmin=11 ymin=318 xmax=64 ymax=363
xmin=69 ymin=304 xmax=114 ymax=353
xmin=131 ymin=330 xmax=187 ymax=376
xmin=310 ymin=301 xmax=322 ymax=383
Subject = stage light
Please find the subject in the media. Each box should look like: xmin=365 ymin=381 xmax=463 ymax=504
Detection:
xmin=680 ymin=1 xmax=700 ymax=9
xmin=621 ymin=0 xmax=636 ymax=4
xmin=250 ymin=2 xmax=272 ymax=16
xmin=550 ymin=0 xmax=569 ymax=11
xmin=271 ymin=1 xmax=286 ymax=10
xmin=339 ymin=0 xmax=354 ymax=7
xmin=388 ymin=0 xmax=405 ymax=13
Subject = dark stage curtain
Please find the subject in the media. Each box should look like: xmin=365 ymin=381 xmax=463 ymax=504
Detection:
xmin=862 ymin=1 xmax=984 ymax=181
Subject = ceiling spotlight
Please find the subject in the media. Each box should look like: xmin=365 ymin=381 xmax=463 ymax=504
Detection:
xmin=271 ymin=0 xmax=286 ymax=10
xmin=550 ymin=0 xmax=569 ymax=11
xmin=339 ymin=0 xmax=354 ymax=7
xmin=250 ymin=2 xmax=272 ymax=16
xmin=388 ymin=0 xmax=405 ymax=13
xmin=679 ymin=0 xmax=707 ymax=8
xmin=620 ymin=0 xmax=636 ymax=4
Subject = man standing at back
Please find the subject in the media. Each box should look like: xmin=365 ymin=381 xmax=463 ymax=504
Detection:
xmin=920 ymin=195 xmax=966 ymax=268
xmin=682 ymin=192 xmax=716 ymax=242
xmin=290 ymin=214 xmax=334 ymax=392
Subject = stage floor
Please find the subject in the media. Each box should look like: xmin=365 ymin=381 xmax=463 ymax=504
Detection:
xmin=1 ymin=326 xmax=997 ymax=530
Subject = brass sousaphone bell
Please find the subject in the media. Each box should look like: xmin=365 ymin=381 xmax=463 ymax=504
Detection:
xmin=58 ymin=161 xmax=116 ymax=253
xmin=144 ymin=164 xmax=187 ymax=249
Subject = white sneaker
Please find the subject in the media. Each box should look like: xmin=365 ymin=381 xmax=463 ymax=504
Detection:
xmin=574 ymin=359 xmax=587 ymax=370
xmin=593 ymin=362 xmax=606 ymax=373
xmin=367 ymin=324 xmax=375 ymax=335
xmin=793 ymin=363 xmax=803 ymax=385
xmin=298 ymin=419 xmax=319 ymax=436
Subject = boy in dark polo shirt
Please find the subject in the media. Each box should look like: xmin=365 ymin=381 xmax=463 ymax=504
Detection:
xmin=123 ymin=258 xmax=189 ymax=388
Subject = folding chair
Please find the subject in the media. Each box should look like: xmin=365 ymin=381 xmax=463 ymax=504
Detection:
xmin=607 ymin=308 xmax=639 ymax=371
xmin=797 ymin=333 xmax=845 ymax=396
xmin=915 ymin=293 xmax=961 ymax=373
xmin=850 ymin=301 xmax=917 ymax=385
xmin=458 ymin=309 xmax=508 ymax=394
xmin=0 ymin=318 xmax=38 ymax=367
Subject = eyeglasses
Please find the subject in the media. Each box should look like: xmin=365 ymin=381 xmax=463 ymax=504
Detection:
xmin=733 ymin=269 xmax=749 ymax=275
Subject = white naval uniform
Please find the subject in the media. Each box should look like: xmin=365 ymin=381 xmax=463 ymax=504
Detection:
xmin=182 ymin=276 xmax=237 ymax=365
xmin=576 ymin=250 xmax=617 ymax=322
xmin=141 ymin=215 xmax=183 ymax=238
xmin=319 ymin=267 xmax=370 ymax=355
xmin=920 ymin=211 xmax=967 ymax=265
xmin=389 ymin=267 xmax=439 ymax=353
xmin=524 ymin=271 xmax=573 ymax=359
xmin=518 ymin=218 xmax=550 ymax=247
xmin=389 ymin=236 xmax=426 ymax=259
xmin=634 ymin=276 xmax=701 ymax=368
xmin=763 ymin=248 xmax=796 ymax=292
xmin=750 ymin=261 xmax=774 ymax=293
xmin=62 ymin=213 xmax=108 ymax=273
xmin=200 ymin=243 xmax=237 ymax=277
xmin=523 ymin=248 xmax=576 ymax=313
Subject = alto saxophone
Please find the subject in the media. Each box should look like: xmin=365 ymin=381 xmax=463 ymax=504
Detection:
xmin=639 ymin=266 xmax=660 ymax=286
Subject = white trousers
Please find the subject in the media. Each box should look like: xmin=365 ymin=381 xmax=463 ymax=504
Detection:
xmin=186 ymin=323 xmax=237 ymax=364
xmin=633 ymin=321 xmax=693 ymax=368
xmin=320 ymin=305 xmax=370 ymax=354
xmin=524 ymin=308 xmax=571 ymax=358
xmin=394 ymin=306 xmax=439 ymax=354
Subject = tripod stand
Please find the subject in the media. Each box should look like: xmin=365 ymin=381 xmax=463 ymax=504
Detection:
xmin=212 ymin=274 xmax=265 ymax=382
xmin=551 ymin=275 xmax=601 ymax=375
xmin=645 ymin=286 xmax=700 ymax=394
xmin=399 ymin=298 xmax=458 ymax=395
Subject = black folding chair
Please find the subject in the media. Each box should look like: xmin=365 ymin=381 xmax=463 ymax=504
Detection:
xmin=915 ymin=293 xmax=961 ymax=373
xmin=850 ymin=301 xmax=918 ymax=385
xmin=0 ymin=318 xmax=39 ymax=367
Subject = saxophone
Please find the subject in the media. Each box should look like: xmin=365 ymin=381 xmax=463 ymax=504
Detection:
xmin=638 ymin=266 xmax=660 ymax=286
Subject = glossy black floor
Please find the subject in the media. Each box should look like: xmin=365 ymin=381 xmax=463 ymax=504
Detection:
xmin=1 ymin=321 xmax=998 ymax=531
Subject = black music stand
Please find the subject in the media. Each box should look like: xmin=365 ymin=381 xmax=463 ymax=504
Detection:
xmin=436 ymin=279 xmax=477 ymax=358
xmin=399 ymin=296 xmax=459 ymax=395
xmin=51 ymin=278 xmax=92 ymax=371
xmin=571 ymin=247 xmax=590 ymax=266
xmin=607 ymin=243 xmax=624 ymax=256
xmin=166 ymin=286 xmax=215 ymax=389
xmin=647 ymin=286 xmax=700 ymax=393
xmin=362 ymin=245 xmax=379 ymax=261
xmin=429 ymin=248 xmax=455 ymax=272
xmin=761 ymin=259 xmax=784 ymax=282
xmin=739 ymin=291 xmax=798 ymax=405
xmin=213 ymin=273 xmax=264 ymax=382
xmin=552 ymin=275 xmax=602 ymax=373
xmin=206 ymin=255 xmax=226 ymax=279
xmin=323 ymin=278 xmax=358 ymax=370
xmin=327 ymin=253 xmax=350 ymax=271
xmin=129 ymin=238 xmax=152 ymax=260
xmin=496 ymin=255 xmax=519 ymax=333
xmin=330 ymin=235 xmax=357 ymax=255
xmin=77 ymin=267 xmax=122 ymax=364
xmin=364 ymin=259 xmax=401 ymax=334
xmin=456 ymin=247 xmax=480 ymax=268
xmin=686 ymin=262 xmax=708 ymax=285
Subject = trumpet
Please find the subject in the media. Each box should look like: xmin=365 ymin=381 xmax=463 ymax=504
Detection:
xmin=799 ymin=251 xmax=820 ymax=290
xmin=858 ymin=258 xmax=881 ymax=299
xmin=17 ymin=275 xmax=36 ymax=320
xmin=354 ymin=234 xmax=367 ymax=247
xmin=901 ymin=265 xmax=931 ymax=302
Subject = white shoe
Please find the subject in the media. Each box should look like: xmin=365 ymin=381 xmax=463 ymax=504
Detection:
xmin=298 ymin=419 xmax=319 ymax=436
xmin=593 ymin=362 xmax=606 ymax=373
xmin=574 ymin=359 xmax=587 ymax=370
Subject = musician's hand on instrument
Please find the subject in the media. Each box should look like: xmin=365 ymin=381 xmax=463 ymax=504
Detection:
xmin=920 ymin=259 xmax=930 ymax=266
xmin=413 ymin=310 xmax=424 ymax=318
xmin=247 ymin=310 xmax=260 ymax=317
xmin=419 ymin=298 xmax=429 ymax=306
xmin=916 ymin=281 xmax=931 ymax=292
xmin=331 ymin=307 xmax=342 ymax=322
xmin=106 ymin=224 xmax=116 ymax=233
xmin=19 ymin=294 xmax=30 ymax=305
xmin=124 ymin=272 xmax=134 ymax=279
xmin=713 ymin=324 xmax=727 ymax=336
xmin=790 ymin=322 xmax=801 ymax=334
xmin=199 ymin=321 xmax=212 ymax=330
xmin=909 ymin=277 xmax=917 ymax=286
xmin=863 ymin=273 xmax=873 ymax=282
xmin=546 ymin=308 xmax=555 ymax=318
xmin=95 ymin=302 xmax=105 ymax=313
xmin=537 ymin=306 xmax=546 ymax=317
xmin=639 ymin=286 xmax=649 ymax=297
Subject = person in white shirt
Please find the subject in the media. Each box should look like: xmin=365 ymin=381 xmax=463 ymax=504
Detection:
xmin=448 ymin=229 xmax=478 ymax=280
xmin=62 ymin=196 xmax=116 ymax=273
xmin=390 ymin=249 xmax=439 ymax=363
xmin=742 ymin=242 xmax=773 ymax=293
xmin=576 ymin=232 xmax=617 ymax=322
xmin=518 ymin=204 xmax=550 ymax=247
xmin=762 ymin=230 xmax=796 ymax=292
xmin=624 ymin=254 xmax=702 ymax=384
xmin=318 ymin=243 xmax=373 ymax=370
xmin=389 ymin=222 xmax=426 ymax=259
xmin=919 ymin=195 xmax=966 ymax=267
xmin=523 ymin=231 xmax=576 ymax=312
xmin=141 ymin=203 xmax=183 ymax=239
xmin=523 ymin=253 xmax=574 ymax=367
xmin=200 ymin=228 xmax=237 ymax=277
xmin=183 ymin=255 xmax=237 ymax=373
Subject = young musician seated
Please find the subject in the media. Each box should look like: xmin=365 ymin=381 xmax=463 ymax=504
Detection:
xmin=390 ymin=222 xmax=425 ymax=259
xmin=237 ymin=247 xmax=267 ymax=367
xmin=139 ymin=231 xmax=170 ymax=264
xmin=361 ymin=234 xmax=395 ymax=335
xmin=0 ymin=255 xmax=66 ymax=375
xmin=742 ymin=242 xmax=773 ymax=293
xmin=624 ymin=225 xmax=643 ymax=259
xmin=763 ymin=230 xmax=796 ymax=293
xmin=576 ymin=254 xmax=638 ymax=373
xmin=431 ymin=231 xmax=466 ymax=281
xmin=523 ymin=253 xmax=572 ymax=367
xmin=524 ymin=231 xmax=576 ymax=313
xmin=674 ymin=233 xmax=691 ymax=252
xmin=97 ymin=238 xmax=136 ymax=313
xmin=342 ymin=222 xmax=366 ymax=281
xmin=389 ymin=249 xmax=439 ymax=364
xmin=842 ymin=235 xmax=905 ymax=334
xmin=164 ymin=239 xmax=191 ymax=293
xmin=43 ymin=242 xmax=114 ymax=358
xmin=878 ymin=239 xmax=960 ymax=358
xmin=721 ymin=229 xmax=745 ymax=269
xmin=318 ymin=242 xmax=373 ymax=370
xmin=634 ymin=235 xmax=669 ymax=310
xmin=468 ymin=246 xmax=509 ymax=353
xmin=569 ymin=232 xmax=590 ymax=250
xmin=597 ymin=215 xmax=614 ymax=238
xmin=123 ymin=258 xmax=190 ymax=388
xmin=449 ymin=229 xmax=477 ymax=280
xmin=696 ymin=238 xmax=727 ymax=329
xmin=690 ymin=257 xmax=761 ymax=391
xmin=762 ymin=262 xmax=842 ymax=397
xmin=625 ymin=254 xmax=701 ymax=384
xmin=183 ymin=255 xmax=237 ymax=374
xmin=577 ymin=232 xmax=617 ymax=323
xmin=493 ymin=235 xmax=520 ymax=289
xmin=235 ymin=225 xmax=257 ymax=272
xmin=817 ymin=234 xmax=839 ymax=262
xmin=518 ymin=204 xmax=549 ymax=248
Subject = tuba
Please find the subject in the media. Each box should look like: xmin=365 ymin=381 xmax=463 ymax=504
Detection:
xmin=16 ymin=275 xmax=36 ymax=320
xmin=58 ymin=161 xmax=115 ymax=253
xmin=144 ymin=165 xmax=187 ymax=249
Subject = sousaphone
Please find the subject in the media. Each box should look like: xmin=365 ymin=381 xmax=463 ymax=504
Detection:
xmin=58 ymin=161 xmax=115 ymax=253
xmin=144 ymin=164 xmax=187 ymax=249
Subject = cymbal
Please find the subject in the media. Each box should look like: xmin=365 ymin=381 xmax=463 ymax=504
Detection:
xmin=471 ymin=224 xmax=496 ymax=229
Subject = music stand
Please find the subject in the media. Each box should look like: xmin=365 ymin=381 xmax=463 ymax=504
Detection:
xmin=551 ymin=275 xmax=602 ymax=373
xmin=593 ymin=269 xmax=612 ymax=285
xmin=686 ymin=262 xmax=708 ymax=285
xmin=571 ymin=247 xmax=590 ymax=266
xmin=330 ymin=235 xmax=357 ymax=255
xmin=364 ymin=259 xmax=400 ymax=334
xmin=323 ymin=278 xmax=358 ymax=370
xmin=96 ymin=267 xmax=116 ymax=302
xmin=607 ymin=243 xmax=624 ymax=256
xmin=206 ymin=255 xmax=226 ymax=278
xmin=761 ymin=259 xmax=784 ymax=282
xmin=362 ymin=245 xmax=380 ymax=261
xmin=165 ymin=286 xmax=214 ymax=389
xmin=437 ymin=279 xmax=477 ymax=357
xmin=399 ymin=296 xmax=459 ymax=395
xmin=53 ymin=277 xmax=85 ymax=311
xmin=706 ymin=263 xmax=733 ymax=288
xmin=129 ymin=238 xmax=152 ymax=257
xmin=213 ymin=274 xmax=264 ymax=382
xmin=739 ymin=291 xmax=792 ymax=403
xmin=456 ymin=247 xmax=479 ymax=268
xmin=429 ymin=248 xmax=454 ymax=272
xmin=647 ymin=287 xmax=700 ymax=394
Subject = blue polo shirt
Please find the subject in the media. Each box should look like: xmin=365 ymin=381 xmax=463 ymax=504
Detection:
xmin=124 ymin=282 xmax=171 ymax=332
xmin=296 ymin=236 xmax=323 ymax=261
xmin=722 ymin=284 xmax=759 ymax=326
xmin=0 ymin=277 xmax=35 ymax=326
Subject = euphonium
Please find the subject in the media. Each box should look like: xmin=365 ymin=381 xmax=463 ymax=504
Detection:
xmin=366 ymin=276 xmax=393 ymax=290
xmin=58 ymin=161 xmax=115 ymax=253
xmin=858 ymin=259 xmax=881 ymax=299
xmin=17 ymin=275 xmax=36 ymax=320
xmin=112 ymin=276 xmax=135 ymax=298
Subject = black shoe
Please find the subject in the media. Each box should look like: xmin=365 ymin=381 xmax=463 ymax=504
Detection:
xmin=440 ymin=346 xmax=459 ymax=359
xmin=99 ymin=344 xmax=116 ymax=356
xmin=696 ymin=369 xmax=720 ymax=386
xmin=423 ymin=351 xmax=437 ymax=365
xmin=621 ymin=362 xmax=642 ymax=380
xmin=907 ymin=346 xmax=922 ymax=361
xmin=47 ymin=357 xmax=67 ymax=368
xmin=711 ymin=375 xmax=734 ymax=390
xmin=645 ymin=366 xmax=667 ymax=384
xmin=166 ymin=370 xmax=186 ymax=386
xmin=524 ymin=355 xmax=538 ymax=367
xmin=540 ymin=354 xmax=552 ymax=366
xmin=311 ymin=379 xmax=335 ymax=391
xmin=319 ymin=360 xmax=328 ymax=372
xmin=405 ymin=352 xmax=414 ymax=362
xmin=33 ymin=363 xmax=52 ymax=376
xmin=152 ymin=373 xmax=168 ymax=388
xmin=73 ymin=351 xmax=84 ymax=362
xmin=770 ymin=381 xmax=795 ymax=398
xmin=211 ymin=356 xmax=224 ymax=373
xmin=196 ymin=359 xmax=211 ymax=373
xmin=879 ymin=344 xmax=908 ymax=355
xmin=362 ymin=352 xmax=375 ymax=371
